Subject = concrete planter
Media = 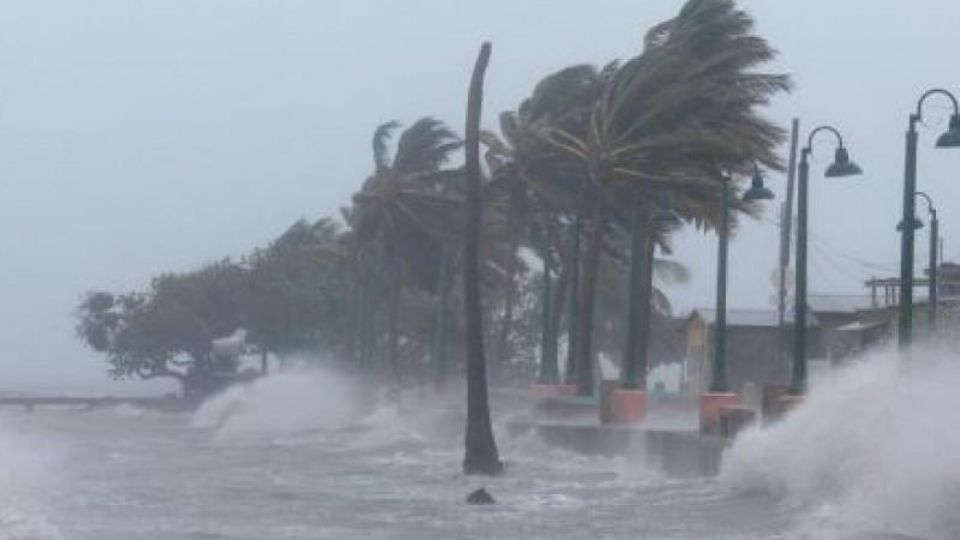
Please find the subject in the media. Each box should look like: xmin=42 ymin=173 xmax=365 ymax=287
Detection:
xmin=610 ymin=389 xmax=647 ymax=425
xmin=700 ymin=393 xmax=739 ymax=436
xmin=597 ymin=380 xmax=619 ymax=424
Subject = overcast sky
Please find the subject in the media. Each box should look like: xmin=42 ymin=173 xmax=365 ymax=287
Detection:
xmin=0 ymin=0 xmax=958 ymax=391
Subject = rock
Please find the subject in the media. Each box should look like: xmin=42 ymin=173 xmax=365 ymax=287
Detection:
xmin=466 ymin=488 xmax=496 ymax=505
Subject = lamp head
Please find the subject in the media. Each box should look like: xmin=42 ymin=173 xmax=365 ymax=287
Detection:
xmin=742 ymin=168 xmax=774 ymax=201
xmin=896 ymin=218 xmax=924 ymax=232
xmin=825 ymin=146 xmax=863 ymax=177
xmin=935 ymin=114 xmax=960 ymax=148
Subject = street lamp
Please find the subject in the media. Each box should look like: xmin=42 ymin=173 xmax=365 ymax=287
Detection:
xmin=701 ymin=164 xmax=774 ymax=434
xmin=792 ymin=126 xmax=863 ymax=395
xmin=899 ymin=89 xmax=960 ymax=349
xmin=710 ymin=164 xmax=774 ymax=394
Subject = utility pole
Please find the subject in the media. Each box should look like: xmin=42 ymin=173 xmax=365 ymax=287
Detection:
xmin=778 ymin=118 xmax=799 ymax=381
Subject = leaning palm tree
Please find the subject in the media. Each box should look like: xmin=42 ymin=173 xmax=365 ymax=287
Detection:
xmin=544 ymin=0 xmax=790 ymax=394
xmin=481 ymin=77 xmax=590 ymax=378
xmin=349 ymin=117 xmax=463 ymax=383
xmin=484 ymin=63 xmax=614 ymax=388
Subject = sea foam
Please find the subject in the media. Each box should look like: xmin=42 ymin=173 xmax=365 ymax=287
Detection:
xmin=721 ymin=343 xmax=960 ymax=538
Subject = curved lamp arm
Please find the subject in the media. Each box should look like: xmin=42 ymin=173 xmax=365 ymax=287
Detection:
xmin=915 ymin=88 xmax=960 ymax=121
xmin=915 ymin=191 xmax=935 ymax=214
xmin=805 ymin=125 xmax=846 ymax=153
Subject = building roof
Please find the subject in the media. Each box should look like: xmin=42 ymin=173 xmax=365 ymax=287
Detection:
xmin=807 ymin=294 xmax=876 ymax=314
xmin=686 ymin=308 xmax=818 ymax=328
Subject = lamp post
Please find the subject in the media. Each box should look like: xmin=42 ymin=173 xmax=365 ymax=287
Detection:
xmin=700 ymin=166 xmax=773 ymax=435
xmin=899 ymin=89 xmax=960 ymax=349
xmin=792 ymin=126 xmax=863 ymax=396
xmin=710 ymin=165 xmax=774 ymax=393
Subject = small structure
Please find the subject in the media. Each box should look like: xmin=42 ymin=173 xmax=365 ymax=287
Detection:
xmin=808 ymin=295 xmax=889 ymax=359
xmin=679 ymin=309 xmax=814 ymax=395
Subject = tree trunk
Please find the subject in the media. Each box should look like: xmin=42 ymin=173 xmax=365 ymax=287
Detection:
xmin=356 ymin=258 xmax=374 ymax=370
xmin=358 ymin=261 xmax=372 ymax=369
xmin=260 ymin=347 xmax=269 ymax=375
xmin=538 ymin=254 xmax=559 ymax=383
xmin=621 ymin=197 xmax=653 ymax=389
xmin=564 ymin=215 xmax=581 ymax=384
xmin=493 ymin=208 xmax=522 ymax=380
xmin=575 ymin=201 xmax=602 ymax=397
xmin=635 ymin=226 xmax=655 ymax=390
xmin=432 ymin=241 xmax=451 ymax=390
xmin=387 ymin=261 xmax=401 ymax=385
xmin=462 ymin=42 xmax=502 ymax=476
xmin=548 ymin=219 xmax=569 ymax=349
xmin=551 ymin=255 xmax=570 ymax=358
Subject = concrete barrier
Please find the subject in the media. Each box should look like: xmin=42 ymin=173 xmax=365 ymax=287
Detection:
xmin=719 ymin=405 xmax=756 ymax=438
xmin=507 ymin=420 xmax=727 ymax=477
xmin=699 ymin=393 xmax=739 ymax=435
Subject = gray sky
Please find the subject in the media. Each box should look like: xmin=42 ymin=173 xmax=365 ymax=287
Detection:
xmin=0 ymin=0 xmax=958 ymax=391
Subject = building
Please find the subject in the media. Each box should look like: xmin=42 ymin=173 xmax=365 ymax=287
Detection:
xmin=678 ymin=295 xmax=888 ymax=395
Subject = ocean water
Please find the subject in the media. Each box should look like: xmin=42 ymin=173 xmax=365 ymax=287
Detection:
xmin=0 ymin=349 xmax=954 ymax=540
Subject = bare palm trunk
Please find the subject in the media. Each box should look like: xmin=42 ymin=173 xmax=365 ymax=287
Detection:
xmin=575 ymin=200 xmax=603 ymax=397
xmin=462 ymin=42 xmax=502 ymax=476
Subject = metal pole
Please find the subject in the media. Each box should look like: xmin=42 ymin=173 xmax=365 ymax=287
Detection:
xmin=899 ymin=118 xmax=918 ymax=349
xmin=710 ymin=177 xmax=729 ymax=393
xmin=792 ymin=150 xmax=810 ymax=395
xmin=930 ymin=210 xmax=939 ymax=331
xmin=778 ymin=119 xmax=800 ymax=381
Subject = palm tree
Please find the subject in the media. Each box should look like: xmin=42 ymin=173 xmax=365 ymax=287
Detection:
xmin=484 ymin=64 xmax=612 ymax=388
xmin=539 ymin=0 xmax=789 ymax=395
xmin=349 ymin=117 xmax=463 ymax=383
xmin=482 ymin=119 xmax=572 ymax=377
xmin=462 ymin=42 xmax=502 ymax=476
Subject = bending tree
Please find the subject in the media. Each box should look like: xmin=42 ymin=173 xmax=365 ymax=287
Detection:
xmin=349 ymin=118 xmax=463 ymax=383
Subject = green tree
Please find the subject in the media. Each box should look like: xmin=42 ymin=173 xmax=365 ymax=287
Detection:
xmin=245 ymin=218 xmax=349 ymax=367
xmin=535 ymin=0 xmax=789 ymax=394
xmin=349 ymin=117 xmax=463 ymax=382
xmin=76 ymin=260 xmax=251 ymax=397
